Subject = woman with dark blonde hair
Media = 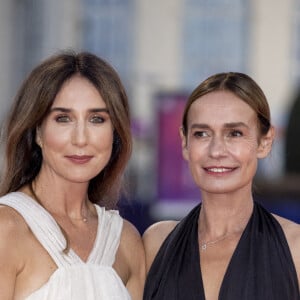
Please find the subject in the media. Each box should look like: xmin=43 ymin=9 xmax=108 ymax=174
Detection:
xmin=143 ymin=72 xmax=300 ymax=299
xmin=0 ymin=51 xmax=145 ymax=299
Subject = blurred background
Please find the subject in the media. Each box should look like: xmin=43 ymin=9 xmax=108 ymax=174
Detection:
xmin=1 ymin=0 xmax=300 ymax=233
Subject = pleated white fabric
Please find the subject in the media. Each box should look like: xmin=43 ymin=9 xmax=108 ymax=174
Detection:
xmin=0 ymin=192 xmax=131 ymax=300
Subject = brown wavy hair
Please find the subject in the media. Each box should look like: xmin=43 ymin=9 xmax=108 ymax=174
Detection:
xmin=0 ymin=51 xmax=132 ymax=209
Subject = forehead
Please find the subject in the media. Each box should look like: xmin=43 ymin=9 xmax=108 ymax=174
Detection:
xmin=188 ymin=91 xmax=256 ymax=126
xmin=52 ymin=75 xmax=106 ymax=107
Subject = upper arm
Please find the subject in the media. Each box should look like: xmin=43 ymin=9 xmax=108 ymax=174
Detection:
xmin=142 ymin=220 xmax=178 ymax=273
xmin=117 ymin=219 xmax=146 ymax=300
xmin=0 ymin=206 xmax=25 ymax=299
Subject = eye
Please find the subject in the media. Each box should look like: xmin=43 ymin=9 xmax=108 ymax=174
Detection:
xmin=55 ymin=115 xmax=70 ymax=123
xmin=229 ymin=130 xmax=243 ymax=137
xmin=90 ymin=115 xmax=105 ymax=124
xmin=193 ymin=130 xmax=209 ymax=138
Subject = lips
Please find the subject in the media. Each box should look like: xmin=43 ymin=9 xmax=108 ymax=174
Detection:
xmin=65 ymin=155 xmax=93 ymax=164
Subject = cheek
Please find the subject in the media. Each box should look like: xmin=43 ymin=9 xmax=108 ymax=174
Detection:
xmin=188 ymin=137 xmax=208 ymax=153
xmin=229 ymin=140 xmax=258 ymax=163
xmin=41 ymin=128 xmax=69 ymax=151
xmin=185 ymin=140 xmax=200 ymax=160
xmin=189 ymin=147 xmax=202 ymax=160
xmin=93 ymin=129 xmax=114 ymax=148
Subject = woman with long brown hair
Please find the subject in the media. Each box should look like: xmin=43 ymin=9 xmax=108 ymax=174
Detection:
xmin=0 ymin=51 xmax=145 ymax=299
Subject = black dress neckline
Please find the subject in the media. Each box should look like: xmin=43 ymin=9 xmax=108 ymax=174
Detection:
xmin=143 ymin=202 xmax=300 ymax=300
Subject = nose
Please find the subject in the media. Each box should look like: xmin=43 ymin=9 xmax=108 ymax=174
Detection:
xmin=209 ymin=136 xmax=227 ymax=158
xmin=71 ymin=122 xmax=88 ymax=147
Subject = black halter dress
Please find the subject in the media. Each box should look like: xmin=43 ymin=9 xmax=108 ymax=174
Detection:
xmin=143 ymin=202 xmax=300 ymax=300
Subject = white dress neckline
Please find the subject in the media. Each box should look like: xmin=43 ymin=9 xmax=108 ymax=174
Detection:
xmin=0 ymin=192 xmax=131 ymax=299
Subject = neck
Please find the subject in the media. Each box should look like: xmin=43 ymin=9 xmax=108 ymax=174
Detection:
xmin=29 ymin=180 xmax=92 ymax=223
xmin=198 ymin=194 xmax=253 ymax=238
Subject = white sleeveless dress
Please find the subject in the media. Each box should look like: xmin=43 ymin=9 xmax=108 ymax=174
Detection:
xmin=0 ymin=192 xmax=131 ymax=300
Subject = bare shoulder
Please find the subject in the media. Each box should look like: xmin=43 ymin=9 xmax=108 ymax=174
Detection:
xmin=273 ymin=214 xmax=300 ymax=280
xmin=273 ymin=213 xmax=300 ymax=242
xmin=0 ymin=205 xmax=29 ymax=297
xmin=118 ymin=219 xmax=144 ymax=265
xmin=121 ymin=219 xmax=142 ymax=251
xmin=142 ymin=220 xmax=179 ymax=272
xmin=116 ymin=219 xmax=145 ymax=300
xmin=143 ymin=220 xmax=179 ymax=247
xmin=0 ymin=204 xmax=29 ymax=242
xmin=0 ymin=204 xmax=29 ymax=259
xmin=119 ymin=219 xmax=145 ymax=256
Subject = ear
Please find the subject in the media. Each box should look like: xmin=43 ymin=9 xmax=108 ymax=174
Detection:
xmin=257 ymin=126 xmax=275 ymax=159
xmin=179 ymin=127 xmax=189 ymax=161
xmin=35 ymin=127 xmax=43 ymax=148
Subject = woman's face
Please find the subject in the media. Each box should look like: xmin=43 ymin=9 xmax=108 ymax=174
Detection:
xmin=181 ymin=90 xmax=273 ymax=196
xmin=37 ymin=75 xmax=114 ymax=184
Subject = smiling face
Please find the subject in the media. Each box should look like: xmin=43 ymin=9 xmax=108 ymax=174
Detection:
xmin=37 ymin=75 xmax=114 ymax=184
xmin=180 ymin=90 xmax=273 ymax=196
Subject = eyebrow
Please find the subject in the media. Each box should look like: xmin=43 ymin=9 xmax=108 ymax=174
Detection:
xmin=50 ymin=107 xmax=109 ymax=114
xmin=224 ymin=122 xmax=250 ymax=129
xmin=190 ymin=122 xmax=250 ymax=130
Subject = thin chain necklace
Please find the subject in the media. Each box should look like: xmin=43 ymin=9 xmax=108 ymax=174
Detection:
xmin=199 ymin=231 xmax=236 ymax=251
xmin=198 ymin=207 xmax=251 ymax=251
xmin=29 ymin=181 xmax=88 ymax=223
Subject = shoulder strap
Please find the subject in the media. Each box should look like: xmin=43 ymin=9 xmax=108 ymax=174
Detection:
xmin=0 ymin=192 xmax=81 ymax=267
xmin=219 ymin=202 xmax=300 ymax=299
xmin=144 ymin=204 xmax=203 ymax=300
xmin=88 ymin=205 xmax=123 ymax=266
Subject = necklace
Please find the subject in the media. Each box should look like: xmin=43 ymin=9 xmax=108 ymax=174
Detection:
xmin=66 ymin=215 xmax=88 ymax=223
xmin=29 ymin=181 xmax=88 ymax=223
xmin=198 ymin=231 xmax=239 ymax=251
xmin=199 ymin=232 xmax=235 ymax=251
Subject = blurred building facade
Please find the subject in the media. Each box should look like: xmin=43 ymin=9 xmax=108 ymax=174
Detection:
xmin=0 ymin=0 xmax=299 ymax=226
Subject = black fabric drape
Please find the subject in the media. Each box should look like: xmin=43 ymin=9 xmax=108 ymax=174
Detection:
xmin=143 ymin=202 xmax=300 ymax=300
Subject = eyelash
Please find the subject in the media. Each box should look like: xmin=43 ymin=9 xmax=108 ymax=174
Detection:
xmin=192 ymin=130 xmax=243 ymax=138
xmin=54 ymin=114 xmax=106 ymax=124
xmin=55 ymin=115 xmax=70 ymax=123
xmin=193 ymin=131 xmax=208 ymax=138
xmin=90 ymin=115 xmax=105 ymax=123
